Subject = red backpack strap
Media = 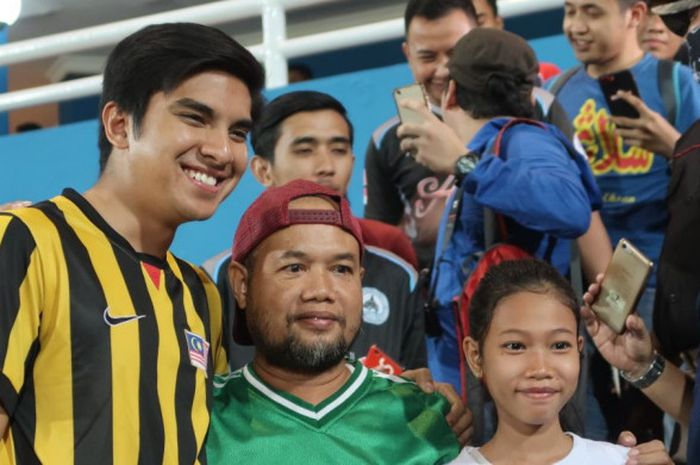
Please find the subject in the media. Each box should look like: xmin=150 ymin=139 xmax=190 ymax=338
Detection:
xmin=490 ymin=118 xmax=547 ymax=157
xmin=674 ymin=143 xmax=700 ymax=161
xmin=454 ymin=119 xmax=548 ymax=401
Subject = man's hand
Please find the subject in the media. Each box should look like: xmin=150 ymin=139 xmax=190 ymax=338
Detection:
xmin=396 ymin=101 xmax=465 ymax=175
xmin=581 ymin=275 xmax=655 ymax=377
xmin=611 ymin=91 xmax=681 ymax=158
xmin=617 ymin=431 xmax=674 ymax=464
xmin=0 ymin=200 xmax=31 ymax=211
xmin=402 ymin=368 xmax=473 ymax=446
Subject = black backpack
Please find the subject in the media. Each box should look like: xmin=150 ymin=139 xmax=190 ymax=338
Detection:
xmin=654 ymin=119 xmax=700 ymax=355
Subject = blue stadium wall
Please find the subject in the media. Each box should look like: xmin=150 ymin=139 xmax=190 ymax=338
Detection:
xmin=0 ymin=34 xmax=576 ymax=265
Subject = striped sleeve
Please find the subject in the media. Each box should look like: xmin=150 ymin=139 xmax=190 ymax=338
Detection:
xmin=0 ymin=214 xmax=42 ymax=416
xmin=194 ymin=265 xmax=229 ymax=376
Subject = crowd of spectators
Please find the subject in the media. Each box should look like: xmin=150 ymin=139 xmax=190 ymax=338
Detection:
xmin=1 ymin=0 xmax=700 ymax=463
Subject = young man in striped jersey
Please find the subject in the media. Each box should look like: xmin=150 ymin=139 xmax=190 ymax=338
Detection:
xmin=0 ymin=23 xmax=263 ymax=464
xmin=207 ymin=180 xmax=461 ymax=464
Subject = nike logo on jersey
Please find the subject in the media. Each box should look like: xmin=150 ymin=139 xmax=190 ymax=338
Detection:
xmin=103 ymin=307 xmax=146 ymax=327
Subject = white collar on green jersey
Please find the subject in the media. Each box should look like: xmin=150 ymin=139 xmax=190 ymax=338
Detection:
xmin=243 ymin=362 xmax=369 ymax=421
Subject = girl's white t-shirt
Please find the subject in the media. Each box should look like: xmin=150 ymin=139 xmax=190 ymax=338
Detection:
xmin=447 ymin=433 xmax=629 ymax=465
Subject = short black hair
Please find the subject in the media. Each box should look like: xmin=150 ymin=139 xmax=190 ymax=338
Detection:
xmin=485 ymin=0 xmax=499 ymax=16
xmin=619 ymin=0 xmax=647 ymax=10
xmin=98 ymin=22 xmax=265 ymax=173
xmin=454 ymin=74 xmax=534 ymax=119
xmin=250 ymin=90 xmax=353 ymax=162
xmin=288 ymin=63 xmax=313 ymax=81
xmin=468 ymin=259 xmax=580 ymax=350
xmin=404 ymin=0 xmax=477 ymax=33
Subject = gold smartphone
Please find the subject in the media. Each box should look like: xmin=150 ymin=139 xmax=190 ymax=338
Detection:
xmin=591 ymin=238 xmax=653 ymax=334
xmin=393 ymin=84 xmax=430 ymax=125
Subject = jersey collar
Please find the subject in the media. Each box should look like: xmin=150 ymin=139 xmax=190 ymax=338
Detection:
xmin=243 ymin=361 xmax=369 ymax=423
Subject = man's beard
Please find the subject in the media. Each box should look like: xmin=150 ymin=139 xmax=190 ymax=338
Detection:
xmin=248 ymin=315 xmax=356 ymax=375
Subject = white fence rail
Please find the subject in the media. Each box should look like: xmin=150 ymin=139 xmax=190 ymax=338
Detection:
xmin=0 ymin=0 xmax=563 ymax=113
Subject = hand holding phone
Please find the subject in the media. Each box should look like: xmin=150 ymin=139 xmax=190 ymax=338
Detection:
xmin=591 ymin=239 xmax=653 ymax=334
xmin=599 ymin=70 xmax=641 ymax=119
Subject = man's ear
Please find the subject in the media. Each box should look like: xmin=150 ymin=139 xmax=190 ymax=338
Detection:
xmin=628 ymin=0 xmax=648 ymax=28
xmin=442 ymin=80 xmax=459 ymax=111
xmin=101 ymin=101 xmax=131 ymax=150
xmin=229 ymin=260 xmax=249 ymax=310
xmin=463 ymin=337 xmax=484 ymax=378
xmin=401 ymin=41 xmax=410 ymax=61
xmin=250 ymin=155 xmax=275 ymax=187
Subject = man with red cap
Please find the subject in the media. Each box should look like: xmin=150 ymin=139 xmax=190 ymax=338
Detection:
xmin=206 ymin=179 xmax=460 ymax=464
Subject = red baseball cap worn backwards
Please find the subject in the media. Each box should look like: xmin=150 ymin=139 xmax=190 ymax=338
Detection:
xmin=231 ymin=179 xmax=364 ymax=345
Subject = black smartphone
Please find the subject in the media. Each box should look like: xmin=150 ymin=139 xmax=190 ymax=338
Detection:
xmin=599 ymin=70 xmax=641 ymax=119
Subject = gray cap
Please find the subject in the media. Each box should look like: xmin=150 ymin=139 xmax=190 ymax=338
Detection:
xmin=447 ymin=28 xmax=538 ymax=94
xmin=653 ymin=0 xmax=700 ymax=15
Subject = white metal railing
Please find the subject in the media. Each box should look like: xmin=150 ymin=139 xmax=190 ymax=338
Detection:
xmin=0 ymin=0 xmax=563 ymax=113
xmin=0 ymin=0 xmax=275 ymax=66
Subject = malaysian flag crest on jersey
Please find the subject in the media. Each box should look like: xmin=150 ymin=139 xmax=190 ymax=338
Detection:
xmin=185 ymin=330 xmax=210 ymax=375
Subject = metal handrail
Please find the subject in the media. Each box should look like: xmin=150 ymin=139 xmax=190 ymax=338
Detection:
xmin=0 ymin=0 xmax=331 ymax=67
xmin=0 ymin=0 xmax=564 ymax=113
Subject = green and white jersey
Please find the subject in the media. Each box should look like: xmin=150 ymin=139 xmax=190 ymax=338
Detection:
xmin=207 ymin=360 xmax=460 ymax=464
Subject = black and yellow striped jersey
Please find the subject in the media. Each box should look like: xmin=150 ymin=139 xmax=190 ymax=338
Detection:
xmin=0 ymin=189 xmax=228 ymax=465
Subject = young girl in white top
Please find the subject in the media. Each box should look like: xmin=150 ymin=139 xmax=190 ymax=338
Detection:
xmin=449 ymin=259 xmax=629 ymax=465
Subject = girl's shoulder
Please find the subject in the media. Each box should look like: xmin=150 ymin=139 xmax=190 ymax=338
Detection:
xmin=559 ymin=433 xmax=629 ymax=464
xmin=448 ymin=434 xmax=628 ymax=465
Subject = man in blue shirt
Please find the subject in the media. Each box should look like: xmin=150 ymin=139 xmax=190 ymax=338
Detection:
xmin=548 ymin=0 xmax=700 ymax=441
xmin=547 ymin=0 xmax=700 ymax=328
xmin=396 ymin=27 xmax=600 ymax=407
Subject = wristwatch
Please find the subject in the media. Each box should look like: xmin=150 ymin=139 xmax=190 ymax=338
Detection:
xmin=454 ymin=152 xmax=480 ymax=182
xmin=620 ymin=351 xmax=666 ymax=389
